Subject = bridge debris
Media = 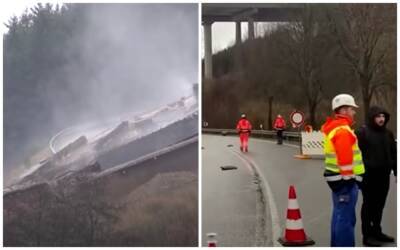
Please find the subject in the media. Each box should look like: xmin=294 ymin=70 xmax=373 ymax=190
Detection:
xmin=220 ymin=165 xmax=238 ymax=171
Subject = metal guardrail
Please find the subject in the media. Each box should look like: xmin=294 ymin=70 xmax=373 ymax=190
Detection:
xmin=202 ymin=128 xmax=300 ymax=141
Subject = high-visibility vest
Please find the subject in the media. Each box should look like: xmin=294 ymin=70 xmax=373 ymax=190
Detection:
xmin=324 ymin=125 xmax=365 ymax=182
xmin=274 ymin=117 xmax=286 ymax=129
xmin=237 ymin=119 xmax=252 ymax=133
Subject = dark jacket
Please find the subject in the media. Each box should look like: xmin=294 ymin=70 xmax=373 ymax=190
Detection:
xmin=355 ymin=106 xmax=397 ymax=176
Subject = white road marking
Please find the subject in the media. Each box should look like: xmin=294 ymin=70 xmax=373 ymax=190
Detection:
xmin=226 ymin=149 xmax=253 ymax=175
xmin=232 ymin=150 xmax=282 ymax=247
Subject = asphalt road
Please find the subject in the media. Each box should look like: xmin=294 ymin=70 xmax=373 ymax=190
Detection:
xmin=202 ymin=137 xmax=264 ymax=247
xmin=202 ymin=134 xmax=397 ymax=247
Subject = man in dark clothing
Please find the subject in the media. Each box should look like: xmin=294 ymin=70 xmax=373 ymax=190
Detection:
xmin=355 ymin=106 xmax=397 ymax=247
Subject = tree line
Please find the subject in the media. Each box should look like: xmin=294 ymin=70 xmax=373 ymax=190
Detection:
xmin=4 ymin=170 xmax=198 ymax=246
xmin=4 ymin=3 xmax=95 ymax=171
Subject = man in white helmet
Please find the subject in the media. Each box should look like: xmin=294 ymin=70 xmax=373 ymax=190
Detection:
xmin=321 ymin=94 xmax=365 ymax=246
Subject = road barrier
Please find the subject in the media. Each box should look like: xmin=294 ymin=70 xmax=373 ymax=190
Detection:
xmin=301 ymin=131 xmax=324 ymax=156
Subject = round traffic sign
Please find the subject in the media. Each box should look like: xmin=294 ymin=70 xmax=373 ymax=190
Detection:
xmin=290 ymin=110 xmax=305 ymax=126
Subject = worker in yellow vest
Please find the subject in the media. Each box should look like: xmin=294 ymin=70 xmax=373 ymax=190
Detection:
xmin=321 ymin=94 xmax=365 ymax=247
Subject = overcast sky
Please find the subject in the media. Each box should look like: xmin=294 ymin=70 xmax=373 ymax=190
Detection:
xmin=203 ymin=22 xmax=246 ymax=54
xmin=1 ymin=2 xmax=278 ymax=57
xmin=201 ymin=21 xmax=280 ymax=57
xmin=1 ymin=2 xmax=237 ymax=52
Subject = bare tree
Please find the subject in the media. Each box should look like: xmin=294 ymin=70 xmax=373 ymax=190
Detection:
xmin=327 ymin=4 xmax=396 ymax=120
xmin=59 ymin=176 xmax=120 ymax=246
xmin=274 ymin=5 xmax=329 ymax=128
xmin=4 ymin=183 xmax=55 ymax=246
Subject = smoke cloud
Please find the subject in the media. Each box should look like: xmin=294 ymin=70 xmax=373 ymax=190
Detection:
xmin=4 ymin=3 xmax=198 ymax=176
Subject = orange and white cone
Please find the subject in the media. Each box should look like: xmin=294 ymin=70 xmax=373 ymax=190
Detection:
xmin=207 ymin=232 xmax=217 ymax=247
xmin=278 ymin=185 xmax=315 ymax=246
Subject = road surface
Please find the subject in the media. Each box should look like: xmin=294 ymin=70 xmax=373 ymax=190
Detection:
xmin=202 ymin=134 xmax=397 ymax=247
xmin=202 ymin=139 xmax=265 ymax=246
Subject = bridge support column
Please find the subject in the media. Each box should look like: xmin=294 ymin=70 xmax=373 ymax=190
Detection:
xmin=248 ymin=18 xmax=255 ymax=40
xmin=203 ymin=21 xmax=213 ymax=79
xmin=235 ymin=21 xmax=242 ymax=45
xmin=234 ymin=21 xmax=243 ymax=70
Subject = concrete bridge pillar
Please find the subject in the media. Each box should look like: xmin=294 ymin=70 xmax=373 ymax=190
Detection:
xmin=235 ymin=21 xmax=242 ymax=45
xmin=248 ymin=18 xmax=255 ymax=40
xmin=203 ymin=21 xmax=213 ymax=79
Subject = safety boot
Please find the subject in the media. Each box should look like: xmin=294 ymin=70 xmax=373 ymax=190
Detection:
xmin=375 ymin=233 xmax=395 ymax=243
xmin=363 ymin=237 xmax=383 ymax=247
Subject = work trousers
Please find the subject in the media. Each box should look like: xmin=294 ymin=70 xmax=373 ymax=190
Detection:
xmin=239 ymin=133 xmax=249 ymax=151
xmin=331 ymin=182 xmax=359 ymax=247
xmin=276 ymin=129 xmax=283 ymax=144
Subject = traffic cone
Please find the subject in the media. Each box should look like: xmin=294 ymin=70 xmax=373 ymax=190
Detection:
xmin=278 ymin=185 xmax=315 ymax=246
xmin=207 ymin=232 xmax=217 ymax=247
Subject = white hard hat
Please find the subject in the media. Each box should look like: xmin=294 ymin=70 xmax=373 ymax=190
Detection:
xmin=332 ymin=94 xmax=359 ymax=111
xmin=241 ymin=114 xmax=246 ymax=118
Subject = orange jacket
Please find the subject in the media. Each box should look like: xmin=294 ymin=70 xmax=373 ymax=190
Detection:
xmin=274 ymin=117 xmax=286 ymax=129
xmin=321 ymin=114 xmax=356 ymax=167
xmin=236 ymin=118 xmax=252 ymax=134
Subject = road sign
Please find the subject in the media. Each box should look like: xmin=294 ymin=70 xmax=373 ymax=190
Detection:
xmin=290 ymin=110 xmax=305 ymax=128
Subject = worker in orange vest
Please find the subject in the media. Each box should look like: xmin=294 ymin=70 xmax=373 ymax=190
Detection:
xmin=236 ymin=114 xmax=252 ymax=152
xmin=321 ymin=94 xmax=365 ymax=247
xmin=273 ymin=114 xmax=286 ymax=145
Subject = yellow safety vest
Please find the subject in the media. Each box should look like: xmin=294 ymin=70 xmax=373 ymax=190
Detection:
xmin=324 ymin=125 xmax=365 ymax=182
